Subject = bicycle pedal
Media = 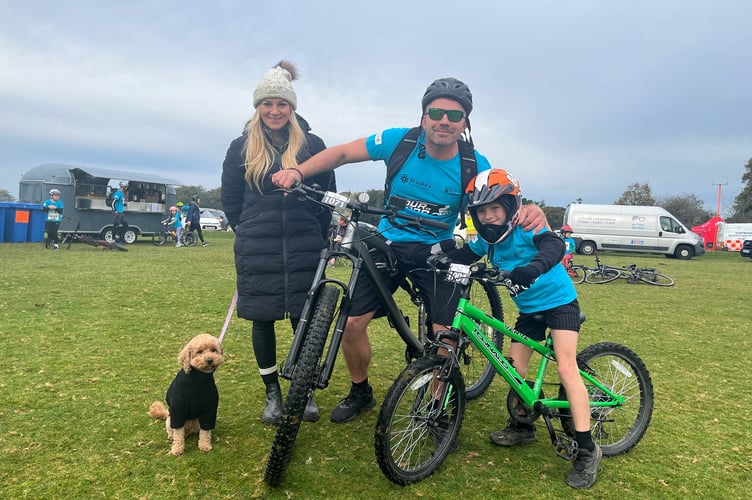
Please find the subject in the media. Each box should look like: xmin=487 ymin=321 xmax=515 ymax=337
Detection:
xmin=554 ymin=433 xmax=578 ymax=461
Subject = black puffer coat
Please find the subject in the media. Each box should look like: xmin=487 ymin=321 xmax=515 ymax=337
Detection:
xmin=221 ymin=115 xmax=336 ymax=321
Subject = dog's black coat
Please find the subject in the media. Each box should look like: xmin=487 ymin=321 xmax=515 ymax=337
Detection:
xmin=165 ymin=369 xmax=219 ymax=430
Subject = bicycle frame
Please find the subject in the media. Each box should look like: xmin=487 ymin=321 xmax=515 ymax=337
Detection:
xmin=279 ymin=199 xmax=426 ymax=389
xmin=444 ymin=267 xmax=624 ymax=413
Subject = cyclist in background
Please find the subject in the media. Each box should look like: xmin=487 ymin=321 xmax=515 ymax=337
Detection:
xmin=112 ymin=182 xmax=128 ymax=243
xmin=560 ymin=224 xmax=576 ymax=269
xmin=43 ymin=188 xmax=64 ymax=250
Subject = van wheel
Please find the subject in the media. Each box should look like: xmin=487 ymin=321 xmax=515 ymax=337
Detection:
xmin=579 ymin=241 xmax=596 ymax=255
xmin=674 ymin=245 xmax=693 ymax=260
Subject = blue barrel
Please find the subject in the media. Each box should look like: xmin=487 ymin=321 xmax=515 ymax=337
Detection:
xmin=2 ymin=202 xmax=40 ymax=243
xmin=27 ymin=204 xmax=46 ymax=242
xmin=0 ymin=202 xmax=8 ymax=243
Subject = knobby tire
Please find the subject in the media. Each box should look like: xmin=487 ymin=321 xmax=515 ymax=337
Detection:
xmin=375 ymin=355 xmax=466 ymax=485
xmin=264 ymin=285 xmax=340 ymax=486
xmin=561 ymin=342 xmax=654 ymax=456
xmin=463 ymin=278 xmax=504 ymax=400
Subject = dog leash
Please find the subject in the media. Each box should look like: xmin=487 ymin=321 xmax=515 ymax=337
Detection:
xmin=219 ymin=289 xmax=238 ymax=344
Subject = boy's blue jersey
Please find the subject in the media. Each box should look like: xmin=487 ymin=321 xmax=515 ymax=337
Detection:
xmin=468 ymin=226 xmax=576 ymax=313
xmin=43 ymin=198 xmax=64 ymax=222
xmin=365 ymin=127 xmax=491 ymax=244
xmin=564 ymin=237 xmax=576 ymax=255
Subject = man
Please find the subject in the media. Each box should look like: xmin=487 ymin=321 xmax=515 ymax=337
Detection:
xmin=186 ymin=195 xmax=209 ymax=247
xmin=272 ymin=77 xmax=547 ymax=423
xmin=112 ymin=182 xmax=128 ymax=242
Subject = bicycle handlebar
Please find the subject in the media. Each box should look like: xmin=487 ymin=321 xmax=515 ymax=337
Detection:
xmin=287 ymin=183 xmax=450 ymax=231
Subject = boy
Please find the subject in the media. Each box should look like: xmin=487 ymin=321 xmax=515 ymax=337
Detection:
xmin=439 ymin=168 xmax=601 ymax=489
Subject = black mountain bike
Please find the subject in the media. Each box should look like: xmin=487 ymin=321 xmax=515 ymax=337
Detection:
xmin=263 ymin=184 xmax=504 ymax=486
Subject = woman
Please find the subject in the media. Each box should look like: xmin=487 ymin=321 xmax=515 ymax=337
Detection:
xmin=221 ymin=61 xmax=336 ymax=425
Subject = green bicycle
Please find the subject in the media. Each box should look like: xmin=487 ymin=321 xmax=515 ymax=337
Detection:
xmin=374 ymin=262 xmax=653 ymax=485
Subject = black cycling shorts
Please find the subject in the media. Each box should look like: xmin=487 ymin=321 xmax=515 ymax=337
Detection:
xmin=512 ymin=299 xmax=581 ymax=343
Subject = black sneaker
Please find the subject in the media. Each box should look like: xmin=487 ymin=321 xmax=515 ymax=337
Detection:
xmin=566 ymin=443 xmax=602 ymax=489
xmin=489 ymin=421 xmax=537 ymax=447
xmin=330 ymin=385 xmax=376 ymax=423
xmin=202 ymin=241 xmax=210 ymax=247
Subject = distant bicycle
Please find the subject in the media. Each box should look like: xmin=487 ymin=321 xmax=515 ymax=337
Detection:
xmin=619 ymin=264 xmax=674 ymax=286
xmin=61 ymin=222 xmax=127 ymax=252
xmin=564 ymin=259 xmax=586 ymax=284
xmin=582 ymin=253 xmax=622 ymax=284
xmin=152 ymin=221 xmax=197 ymax=247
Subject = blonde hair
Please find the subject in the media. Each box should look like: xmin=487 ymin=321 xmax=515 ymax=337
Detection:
xmin=243 ymin=111 xmax=306 ymax=190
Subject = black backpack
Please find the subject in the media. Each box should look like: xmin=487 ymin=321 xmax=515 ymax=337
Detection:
xmin=384 ymin=127 xmax=477 ymax=228
xmin=105 ymin=190 xmax=114 ymax=208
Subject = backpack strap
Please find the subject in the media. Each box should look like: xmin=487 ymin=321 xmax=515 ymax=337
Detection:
xmin=384 ymin=127 xmax=477 ymax=229
xmin=384 ymin=127 xmax=422 ymax=203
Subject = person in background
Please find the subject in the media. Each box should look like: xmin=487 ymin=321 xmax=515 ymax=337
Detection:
xmin=111 ymin=182 xmax=128 ymax=243
xmin=168 ymin=205 xmax=184 ymax=247
xmin=327 ymin=215 xmax=349 ymax=267
xmin=43 ymin=188 xmax=64 ymax=250
xmin=434 ymin=169 xmax=601 ymax=489
xmin=560 ymin=225 xmax=576 ymax=269
xmin=221 ymin=60 xmax=336 ymax=425
xmin=186 ymin=195 xmax=209 ymax=247
xmin=272 ymin=76 xmax=548 ymax=424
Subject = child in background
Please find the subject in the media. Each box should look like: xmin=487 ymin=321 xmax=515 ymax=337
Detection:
xmin=168 ymin=205 xmax=184 ymax=247
xmin=560 ymin=225 xmax=576 ymax=269
xmin=43 ymin=188 xmax=64 ymax=250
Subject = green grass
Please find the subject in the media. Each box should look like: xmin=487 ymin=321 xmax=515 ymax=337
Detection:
xmin=1 ymin=234 xmax=750 ymax=499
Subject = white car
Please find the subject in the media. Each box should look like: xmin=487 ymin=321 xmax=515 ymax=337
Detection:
xmin=200 ymin=208 xmax=229 ymax=231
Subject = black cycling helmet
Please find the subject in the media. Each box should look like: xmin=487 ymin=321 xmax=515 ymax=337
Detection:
xmin=421 ymin=77 xmax=473 ymax=116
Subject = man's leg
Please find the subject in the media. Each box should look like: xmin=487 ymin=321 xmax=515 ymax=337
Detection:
xmin=330 ymin=312 xmax=377 ymax=423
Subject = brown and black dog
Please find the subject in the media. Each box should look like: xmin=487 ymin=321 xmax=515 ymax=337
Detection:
xmin=149 ymin=334 xmax=223 ymax=455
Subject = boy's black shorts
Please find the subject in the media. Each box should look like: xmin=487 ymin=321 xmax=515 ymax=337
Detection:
xmin=513 ymin=299 xmax=581 ymax=342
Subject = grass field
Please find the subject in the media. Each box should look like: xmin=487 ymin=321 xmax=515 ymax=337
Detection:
xmin=1 ymin=232 xmax=750 ymax=499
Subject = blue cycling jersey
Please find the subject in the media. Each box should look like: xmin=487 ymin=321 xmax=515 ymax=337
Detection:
xmin=468 ymin=226 xmax=577 ymax=313
xmin=365 ymin=127 xmax=491 ymax=244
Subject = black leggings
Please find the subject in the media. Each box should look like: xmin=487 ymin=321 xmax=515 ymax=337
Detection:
xmin=252 ymin=318 xmax=299 ymax=385
xmin=189 ymin=224 xmax=205 ymax=243
xmin=45 ymin=221 xmax=60 ymax=244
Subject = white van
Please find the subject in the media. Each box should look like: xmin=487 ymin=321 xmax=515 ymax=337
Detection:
xmin=563 ymin=203 xmax=705 ymax=260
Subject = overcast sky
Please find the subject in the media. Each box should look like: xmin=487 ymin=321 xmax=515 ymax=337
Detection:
xmin=1 ymin=0 xmax=750 ymax=214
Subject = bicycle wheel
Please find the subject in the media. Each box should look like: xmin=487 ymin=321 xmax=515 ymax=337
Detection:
xmin=264 ymin=285 xmax=340 ymax=486
xmin=568 ymin=265 xmax=586 ymax=284
xmin=585 ymin=268 xmax=621 ymax=284
xmin=375 ymin=354 xmax=465 ymax=485
xmin=560 ymin=342 xmax=653 ymax=457
xmin=182 ymin=231 xmax=197 ymax=247
xmin=638 ymin=270 xmax=674 ymax=286
xmin=462 ymin=278 xmax=504 ymax=400
xmin=152 ymin=231 xmax=168 ymax=246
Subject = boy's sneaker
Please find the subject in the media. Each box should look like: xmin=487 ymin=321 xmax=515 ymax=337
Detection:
xmin=330 ymin=384 xmax=376 ymax=423
xmin=53 ymin=244 xmax=59 ymax=250
xmin=566 ymin=443 xmax=602 ymax=489
xmin=202 ymin=241 xmax=210 ymax=247
xmin=176 ymin=243 xmax=183 ymax=247
xmin=489 ymin=420 xmax=537 ymax=446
